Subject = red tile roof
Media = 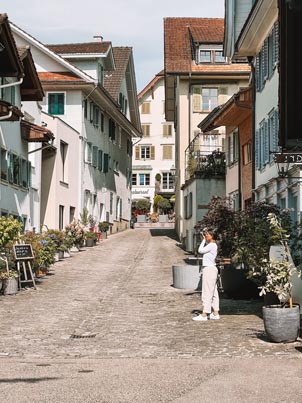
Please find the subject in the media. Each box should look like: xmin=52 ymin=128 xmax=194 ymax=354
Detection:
xmin=38 ymin=71 xmax=85 ymax=82
xmin=164 ymin=17 xmax=250 ymax=74
xmin=104 ymin=47 xmax=132 ymax=99
xmin=46 ymin=42 xmax=112 ymax=54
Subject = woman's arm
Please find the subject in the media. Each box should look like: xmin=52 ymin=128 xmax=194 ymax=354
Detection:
xmin=198 ymin=239 xmax=215 ymax=254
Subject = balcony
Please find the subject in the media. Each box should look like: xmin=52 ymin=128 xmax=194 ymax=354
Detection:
xmin=185 ymin=147 xmax=226 ymax=180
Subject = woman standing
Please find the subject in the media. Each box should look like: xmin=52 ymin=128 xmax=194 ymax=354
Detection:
xmin=192 ymin=228 xmax=220 ymax=321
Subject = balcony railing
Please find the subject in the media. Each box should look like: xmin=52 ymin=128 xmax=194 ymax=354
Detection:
xmin=185 ymin=148 xmax=226 ymax=180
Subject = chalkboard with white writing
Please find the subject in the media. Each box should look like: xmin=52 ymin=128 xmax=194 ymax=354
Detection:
xmin=13 ymin=244 xmax=34 ymax=260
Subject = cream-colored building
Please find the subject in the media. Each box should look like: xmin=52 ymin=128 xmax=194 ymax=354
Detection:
xmin=164 ymin=17 xmax=250 ymax=245
xmin=134 ymin=71 xmax=175 ymax=213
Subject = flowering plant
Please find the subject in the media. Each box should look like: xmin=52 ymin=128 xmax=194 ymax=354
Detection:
xmin=65 ymin=220 xmax=86 ymax=247
xmin=247 ymin=213 xmax=302 ymax=304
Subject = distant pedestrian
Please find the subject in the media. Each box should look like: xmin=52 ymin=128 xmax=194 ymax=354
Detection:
xmin=192 ymin=228 xmax=220 ymax=321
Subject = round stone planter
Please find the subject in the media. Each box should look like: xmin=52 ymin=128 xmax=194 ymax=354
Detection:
xmin=263 ymin=304 xmax=300 ymax=343
xmin=85 ymin=238 xmax=95 ymax=247
xmin=172 ymin=264 xmax=201 ymax=290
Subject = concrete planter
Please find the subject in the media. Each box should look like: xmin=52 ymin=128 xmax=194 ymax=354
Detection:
xmin=263 ymin=304 xmax=300 ymax=343
xmin=172 ymin=264 xmax=201 ymax=290
xmin=158 ymin=214 xmax=168 ymax=223
xmin=3 ymin=277 xmax=18 ymax=295
xmin=136 ymin=215 xmax=146 ymax=223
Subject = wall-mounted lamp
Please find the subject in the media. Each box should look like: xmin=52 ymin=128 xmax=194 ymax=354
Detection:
xmin=170 ymin=164 xmax=177 ymax=177
xmin=274 ymin=152 xmax=302 ymax=179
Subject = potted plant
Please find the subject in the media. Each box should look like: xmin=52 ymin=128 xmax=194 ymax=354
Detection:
xmin=0 ymin=263 xmax=19 ymax=295
xmin=157 ymin=197 xmax=171 ymax=222
xmin=47 ymin=229 xmax=68 ymax=260
xmin=98 ymin=221 xmax=110 ymax=239
xmin=135 ymin=199 xmax=150 ymax=223
xmin=65 ymin=220 xmax=85 ymax=250
xmin=85 ymin=231 xmax=98 ymax=247
xmin=245 ymin=212 xmax=301 ymax=342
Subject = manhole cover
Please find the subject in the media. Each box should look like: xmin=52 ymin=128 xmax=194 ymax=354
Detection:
xmin=70 ymin=332 xmax=97 ymax=339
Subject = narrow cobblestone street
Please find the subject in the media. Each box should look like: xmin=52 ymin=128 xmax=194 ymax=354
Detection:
xmin=1 ymin=228 xmax=302 ymax=402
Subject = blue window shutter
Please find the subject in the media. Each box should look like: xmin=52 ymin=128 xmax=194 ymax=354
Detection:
xmin=255 ymin=129 xmax=260 ymax=169
xmin=48 ymin=93 xmax=64 ymax=115
xmin=273 ymin=109 xmax=279 ymax=152
xmin=255 ymin=56 xmax=260 ymax=92
xmin=264 ymin=121 xmax=269 ymax=164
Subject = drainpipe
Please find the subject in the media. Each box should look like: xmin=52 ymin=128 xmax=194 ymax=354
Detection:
xmin=247 ymin=56 xmax=256 ymax=202
xmin=0 ymin=106 xmax=13 ymax=121
xmin=0 ymin=77 xmax=23 ymax=89
xmin=188 ymin=72 xmax=192 ymax=144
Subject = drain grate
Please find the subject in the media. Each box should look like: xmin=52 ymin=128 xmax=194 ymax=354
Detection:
xmin=70 ymin=332 xmax=97 ymax=339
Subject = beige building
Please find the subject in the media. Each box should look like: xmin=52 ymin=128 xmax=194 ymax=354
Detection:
xmin=164 ymin=17 xmax=250 ymax=244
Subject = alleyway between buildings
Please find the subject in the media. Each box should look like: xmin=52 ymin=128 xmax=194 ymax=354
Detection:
xmin=1 ymin=228 xmax=302 ymax=402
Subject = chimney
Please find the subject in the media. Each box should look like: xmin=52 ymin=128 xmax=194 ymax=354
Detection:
xmin=93 ymin=35 xmax=103 ymax=42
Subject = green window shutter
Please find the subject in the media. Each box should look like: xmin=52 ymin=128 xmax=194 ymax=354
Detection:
xmin=27 ymin=161 xmax=32 ymax=188
xmin=48 ymin=93 xmax=65 ymax=115
xmin=263 ymin=39 xmax=268 ymax=81
xmin=98 ymin=150 xmax=103 ymax=171
xmin=84 ymin=100 xmax=87 ymax=119
xmin=104 ymin=153 xmax=109 ymax=173
xmin=18 ymin=157 xmax=23 ymax=186
xmin=101 ymin=113 xmax=104 ymax=131
xmin=273 ymin=21 xmax=279 ymax=66
xmin=11 ymin=85 xmax=15 ymax=105
xmin=92 ymin=146 xmax=98 ymax=167
xmin=7 ymin=152 xmax=13 ymax=183
xmin=273 ymin=109 xmax=279 ymax=152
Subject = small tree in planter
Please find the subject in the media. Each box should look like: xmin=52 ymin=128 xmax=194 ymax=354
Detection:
xmin=98 ymin=222 xmax=110 ymax=239
xmin=135 ymin=199 xmax=150 ymax=222
xmin=157 ymin=198 xmax=171 ymax=214
xmin=248 ymin=213 xmax=302 ymax=343
xmin=85 ymin=231 xmax=98 ymax=247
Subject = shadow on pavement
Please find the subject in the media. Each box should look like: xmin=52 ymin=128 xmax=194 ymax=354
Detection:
xmin=149 ymin=229 xmax=179 ymax=241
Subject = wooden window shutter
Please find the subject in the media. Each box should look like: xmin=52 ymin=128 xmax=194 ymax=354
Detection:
xmin=192 ymin=87 xmax=201 ymax=111
xmin=150 ymin=146 xmax=155 ymax=160
xmin=142 ymin=102 xmax=150 ymax=114
xmin=135 ymin=146 xmax=140 ymax=160
xmin=163 ymin=124 xmax=172 ymax=136
xmin=142 ymin=125 xmax=150 ymax=137
xmin=163 ymin=145 xmax=172 ymax=160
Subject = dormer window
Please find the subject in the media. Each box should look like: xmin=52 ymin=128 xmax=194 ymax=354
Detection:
xmin=198 ymin=45 xmax=227 ymax=64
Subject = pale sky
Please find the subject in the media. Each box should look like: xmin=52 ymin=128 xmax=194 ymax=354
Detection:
xmin=3 ymin=0 xmax=224 ymax=92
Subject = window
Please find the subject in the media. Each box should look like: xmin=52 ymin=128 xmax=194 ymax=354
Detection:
xmin=100 ymin=113 xmax=104 ymax=132
xmin=192 ymin=87 xmax=218 ymax=112
xmin=0 ymin=148 xmax=7 ymax=181
xmin=98 ymin=150 xmax=103 ymax=171
xmin=162 ymin=172 xmax=174 ymax=189
xmin=139 ymin=173 xmax=150 ymax=185
xmin=199 ymin=50 xmax=211 ymax=62
xmin=103 ymin=153 xmax=109 ymax=173
xmin=20 ymin=158 xmax=29 ymax=187
xmin=85 ymin=142 xmax=92 ymax=163
xmin=93 ymin=105 xmax=100 ymax=128
xmin=135 ymin=145 xmax=155 ymax=160
xmin=141 ymin=102 xmax=150 ymax=114
xmin=109 ymin=119 xmax=116 ymax=141
xmin=48 ymin=93 xmax=65 ymax=115
xmin=214 ymin=51 xmax=226 ymax=63
xmin=92 ymin=146 xmax=98 ymax=167
xmin=110 ymin=192 xmax=113 ymax=215
xmin=162 ymin=124 xmax=172 ymax=137
xmin=69 ymin=206 xmax=75 ymax=223
xmin=98 ymin=64 xmax=104 ymax=85
xmin=60 ymin=141 xmax=68 ymax=182
xmin=142 ymin=124 xmax=150 ymax=137
xmin=8 ymin=153 xmax=19 ymax=185
xmin=132 ymin=173 xmax=137 ymax=186
xmin=162 ymin=145 xmax=173 ymax=160
xmin=227 ymin=129 xmax=239 ymax=166
xmin=59 ymin=205 xmax=64 ymax=230
xmin=242 ymin=142 xmax=252 ymax=165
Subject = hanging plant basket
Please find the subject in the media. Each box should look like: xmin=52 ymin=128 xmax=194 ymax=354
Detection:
xmin=262 ymin=304 xmax=300 ymax=343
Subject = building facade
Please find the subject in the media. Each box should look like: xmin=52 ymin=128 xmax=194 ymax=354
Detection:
xmin=134 ymin=71 xmax=175 ymax=213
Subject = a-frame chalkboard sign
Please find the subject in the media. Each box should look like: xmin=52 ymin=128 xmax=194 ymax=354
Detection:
xmin=13 ymin=244 xmax=36 ymax=289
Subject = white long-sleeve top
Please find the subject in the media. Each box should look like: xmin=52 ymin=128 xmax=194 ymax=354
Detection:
xmin=198 ymin=239 xmax=217 ymax=267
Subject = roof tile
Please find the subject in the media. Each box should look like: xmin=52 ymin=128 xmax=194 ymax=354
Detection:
xmin=46 ymin=42 xmax=112 ymax=54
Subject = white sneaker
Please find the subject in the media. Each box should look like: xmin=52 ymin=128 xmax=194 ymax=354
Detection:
xmin=209 ymin=313 xmax=220 ymax=320
xmin=192 ymin=314 xmax=208 ymax=321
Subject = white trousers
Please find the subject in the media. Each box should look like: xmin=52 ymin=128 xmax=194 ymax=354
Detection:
xmin=201 ymin=266 xmax=219 ymax=313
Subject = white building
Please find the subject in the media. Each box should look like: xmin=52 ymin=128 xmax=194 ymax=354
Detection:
xmin=11 ymin=22 xmax=141 ymax=233
xmin=1 ymin=14 xmax=53 ymax=231
xmin=135 ymin=71 xmax=175 ymax=213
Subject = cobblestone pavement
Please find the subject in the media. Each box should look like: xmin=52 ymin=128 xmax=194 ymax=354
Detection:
xmin=0 ymin=227 xmax=301 ymax=361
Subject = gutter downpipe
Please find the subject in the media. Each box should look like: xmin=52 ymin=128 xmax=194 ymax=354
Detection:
xmin=0 ymin=77 xmax=23 ymax=89
xmin=247 ymin=56 xmax=256 ymax=202
xmin=0 ymin=107 xmax=13 ymax=121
